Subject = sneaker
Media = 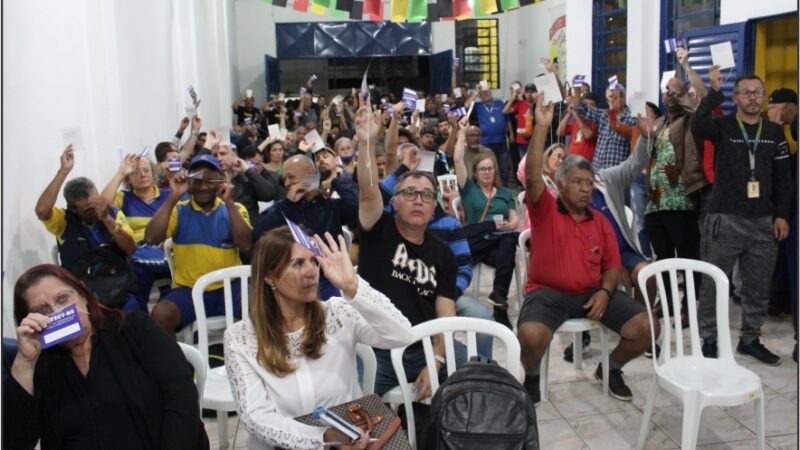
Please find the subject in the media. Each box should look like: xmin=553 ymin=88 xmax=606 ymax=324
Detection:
xmin=644 ymin=344 xmax=661 ymax=359
xmin=737 ymin=338 xmax=781 ymax=366
xmin=563 ymin=331 xmax=591 ymax=363
xmin=489 ymin=292 xmax=512 ymax=330
xmin=523 ymin=375 xmax=541 ymax=404
xmin=701 ymin=339 xmax=718 ymax=358
xmin=595 ymin=363 xmax=632 ymax=402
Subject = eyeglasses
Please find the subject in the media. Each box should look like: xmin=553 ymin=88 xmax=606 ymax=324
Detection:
xmin=396 ymin=188 xmax=436 ymax=203
xmin=735 ymin=89 xmax=765 ymax=98
xmin=30 ymin=289 xmax=76 ymax=316
xmin=476 ymin=166 xmax=495 ymax=173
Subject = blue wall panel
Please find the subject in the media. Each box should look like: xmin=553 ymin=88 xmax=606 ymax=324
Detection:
xmin=276 ymin=22 xmax=431 ymax=59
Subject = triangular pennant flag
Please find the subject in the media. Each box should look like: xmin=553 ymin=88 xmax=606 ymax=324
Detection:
xmin=310 ymin=3 xmax=327 ymax=14
xmin=391 ymin=0 xmax=409 ymax=22
xmin=363 ymin=0 xmax=381 ymax=16
xmin=500 ymin=0 xmax=518 ymax=11
xmin=427 ymin=2 xmax=440 ymax=21
xmin=437 ymin=0 xmax=454 ymax=19
xmin=369 ymin=1 xmax=383 ymax=20
xmin=293 ymin=0 xmax=309 ymax=12
xmin=261 ymin=0 xmax=273 ymax=5
xmin=273 ymin=0 xmax=288 ymax=6
xmin=408 ymin=0 xmax=427 ymax=22
xmin=478 ymin=0 xmax=497 ymax=15
xmin=337 ymin=0 xmax=354 ymax=12
xmin=454 ymin=0 xmax=472 ymax=18
xmin=519 ymin=0 xmax=533 ymax=6
xmin=350 ymin=1 xmax=364 ymax=19
xmin=312 ymin=0 xmax=331 ymax=8
xmin=331 ymin=7 xmax=347 ymax=17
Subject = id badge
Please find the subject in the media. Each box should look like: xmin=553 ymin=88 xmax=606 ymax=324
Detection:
xmin=747 ymin=180 xmax=760 ymax=198
xmin=489 ymin=116 xmax=496 ymax=123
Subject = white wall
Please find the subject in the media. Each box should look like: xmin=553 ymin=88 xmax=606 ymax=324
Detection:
xmin=626 ymin=0 xmax=661 ymax=105
xmin=720 ymin=0 xmax=797 ymax=25
xmin=565 ymin=0 xmax=592 ymax=85
xmin=2 ymin=0 xmax=235 ymax=335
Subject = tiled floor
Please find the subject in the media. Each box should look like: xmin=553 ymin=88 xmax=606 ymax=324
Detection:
xmin=204 ymin=301 xmax=797 ymax=449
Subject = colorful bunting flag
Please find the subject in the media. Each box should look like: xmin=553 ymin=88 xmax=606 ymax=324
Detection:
xmin=437 ymin=0 xmax=454 ymax=19
xmin=273 ymin=0 xmax=288 ymax=7
xmin=408 ymin=0 xmax=428 ymax=22
xmin=312 ymin=0 xmax=331 ymax=8
xmin=500 ymin=0 xmax=519 ymax=11
xmin=453 ymin=0 xmax=472 ymax=18
xmin=349 ymin=1 xmax=364 ymax=19
xmin=310 ymin=3 xmax=327 ymax=14
xmin=427 ymin=2 xmax=440 ymax=21
xmin=391 ymin=0 xmax=410 ymax=22
xmin=478 ymin=0 xmax=498 ymax=15
xmin=293 ymin=0 xmax=309 ymax=12
xmin=336 ymin=0 xmax=354 ymax=13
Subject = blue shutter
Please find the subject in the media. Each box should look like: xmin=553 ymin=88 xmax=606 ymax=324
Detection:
xmin=264 ymin=55 xmax=280 ymax=98
xmin=682 ymin=22 xmax=753 ymax=114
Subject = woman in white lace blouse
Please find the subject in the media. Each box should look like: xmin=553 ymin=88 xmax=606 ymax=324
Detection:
xmin=224 ymin=226 xmax=413 ymax=450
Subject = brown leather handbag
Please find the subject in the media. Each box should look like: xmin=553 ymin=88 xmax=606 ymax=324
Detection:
xmin=292 ymin=394 xmax=411 ymax=450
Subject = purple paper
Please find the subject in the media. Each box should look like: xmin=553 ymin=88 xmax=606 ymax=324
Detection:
xmin=168 ymin=159 xmax=181 ymax=172
xmin=443 ymin=104 xmax=450 ymax=114
xmin=453 ymin=57 xmax=459 ymax=66
xmin=284 ymin=215 xmax=323 ymax=257
xmin=608 ymin=75 xmax=619 ymax=91
xmin=573 ymin=75 xmax=585 ymax=88
xmin=40 ymin=304 xmax=84 ymax=349
xmin=452 ymin=107 xmax=467 ymax=117
xmin=402 ymin=88 xmax=417 ymax=110
xmin=300 ymin=87 xmax=308 ymax=95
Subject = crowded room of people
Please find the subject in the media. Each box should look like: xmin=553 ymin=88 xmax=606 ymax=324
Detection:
xmin=3 ymin=0 xmax=798 ymax=449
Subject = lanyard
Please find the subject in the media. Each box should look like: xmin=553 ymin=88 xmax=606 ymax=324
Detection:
xmin=735 ymin=115 xmax=763 ymax=179
xmin=483 ymin=102 xmax=495 ymax=115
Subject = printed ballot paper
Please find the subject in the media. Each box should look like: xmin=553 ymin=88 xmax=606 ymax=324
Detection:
xmin=534 ymin=72 xmax=563 ymax=105
xmin=710 ymin=41 xmax=736 ymax=70
xmin=284 ymin=215 xmax=323 ymax=257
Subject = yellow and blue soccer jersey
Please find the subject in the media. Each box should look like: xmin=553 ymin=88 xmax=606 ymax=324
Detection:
xmin=166 ymin=197 xmax=251 ymax=290
xmin=114 ymin=187 xmax=170 ymax=243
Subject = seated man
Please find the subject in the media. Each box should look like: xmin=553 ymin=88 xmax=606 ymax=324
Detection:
xmin=35 ymin=145 xmax=136 ymax=280
xmin=355 ymin=97 xmax=458 ymax=400
xmin=252 ymin=151 xmax=358 ymax=299
xmin=518 ymin=95 xmax=657 ymax=403
xmin=145 ymin=155 xmax=252 ymax=336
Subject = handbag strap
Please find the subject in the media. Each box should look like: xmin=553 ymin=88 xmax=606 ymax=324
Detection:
xmin=367 ymin=416 xmax=402 ymax=450
xmin=478 ymin=188 xmax=496 ymax=223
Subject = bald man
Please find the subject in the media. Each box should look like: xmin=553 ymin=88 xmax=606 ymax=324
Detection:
xmin=252 ymin=154 xmax=359 ymax=299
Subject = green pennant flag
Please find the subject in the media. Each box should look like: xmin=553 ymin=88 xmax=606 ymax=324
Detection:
xmin=331 ymin=7 xmax=348 ymax=17
xmin=313 ymin=0 xmax=331 ymax=8
xmin=408 ymin=0 xmax=427 ymax=22
xmin=500 ymin=0 xmax=518 ymax=10
xmin=262 ymin=0 xmax=274 ymax=4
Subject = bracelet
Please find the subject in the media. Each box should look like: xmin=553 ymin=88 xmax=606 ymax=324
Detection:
xmin=433 ymin=354 xmax=446 ymax=366
xmin=599 ymin=287 xmax=613 ymax=298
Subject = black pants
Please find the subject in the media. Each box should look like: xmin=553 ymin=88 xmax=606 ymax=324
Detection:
xmin=645 ymin=209 xmax=702 ymax=311
xmin=468 ymin=229 xmax=519 ymax=301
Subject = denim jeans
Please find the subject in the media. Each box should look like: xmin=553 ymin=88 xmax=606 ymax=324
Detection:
xmin=456 ymin=296 xmax=494 ymax=361
xmin=374 ymin=342 xmax=467 ymax=396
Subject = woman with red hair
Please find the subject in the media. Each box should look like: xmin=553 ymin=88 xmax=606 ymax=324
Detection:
xmin=4 ymin=264 xmax=209 ymax=450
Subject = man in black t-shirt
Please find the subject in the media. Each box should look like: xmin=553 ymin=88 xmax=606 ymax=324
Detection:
xmin=232 ymin=94 xmax=262 ymax=126
xmin=354 ymin=97 xmax=458 ymax=399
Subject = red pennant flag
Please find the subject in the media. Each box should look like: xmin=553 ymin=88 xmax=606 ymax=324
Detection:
xmin=363 ymin=0 xmax=381 ymax=17
xmin=453 ymin=0 xmax=472 ymax=17
xmin=293 ymin=0 xmax=309 ymax=11
xmin=368 ymin=0 xmax=383 ymax=20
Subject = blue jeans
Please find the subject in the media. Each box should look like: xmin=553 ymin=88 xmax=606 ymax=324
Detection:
xmin=374 ymin=342 xmax=467 ymax=396
xmin=485 ymin=142 xmax=510 ymax=185
xmin=629 ymin=174 xmax=652 ymax=257
xmin=131 ymin=262 xmax=171 ymax=312
xmin=456 ymin=296 xmax=494 ymax=361
xmin=517 ymin=143 xmax=529 ymax=160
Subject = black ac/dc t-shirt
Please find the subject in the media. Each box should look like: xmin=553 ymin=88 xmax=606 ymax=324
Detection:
xmin=358 ymin=212 xmax=457 ymax=326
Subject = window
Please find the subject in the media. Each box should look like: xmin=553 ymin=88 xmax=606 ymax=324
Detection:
xmin=592 ymin=0 xmax=627 ymax=104
xmin=455 ymin=19 xmax=500 ymax=89
xmin=660 ymin=0 xmax=720 ymax=73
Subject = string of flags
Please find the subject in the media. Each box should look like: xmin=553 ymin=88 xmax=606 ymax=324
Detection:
xmin=261 ymin=0 xmax=547 ymax=22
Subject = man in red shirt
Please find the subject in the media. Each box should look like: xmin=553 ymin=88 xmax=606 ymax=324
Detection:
xmin=503 ymin=83 xmax=537 ymax=160
xmin=518 ymin=94 xmax=657 ymax=404
xmin=557 ymin=92 xmax=599 ymax=163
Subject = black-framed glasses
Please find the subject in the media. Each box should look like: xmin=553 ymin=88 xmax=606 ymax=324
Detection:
xmin=734 ymin=89 xmax=765 ymax=98
xmin=396 ymin=188 xmax=436 ymax=203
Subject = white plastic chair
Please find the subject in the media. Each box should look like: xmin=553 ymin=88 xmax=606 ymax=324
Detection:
xmin=51 ymin=244 xmax=60 ymax=265
xmin=382 ymin=317 xmax=522 ymax=449
xmin=178 ymin=342 xmax=207 ymax=412
xmin=636 ymin=258 xmax=765 ymax=450
xmin=436 ymin=174 xmax=458 ymax=194
xmin=341 ymin=227 xmax=353 ymax=254
xmin=164 ymin=239 xmax=197 ymax=344
xmin=356 ymin=343 xmax=377 ymax=395
xmin=517 ymin=229 xmax=609 ymax=401
xmin=517 ymin=190 xmax=526 ymax=217
xmin=624 ymin=205 xmax=634 ymax=228
xmin=451 ymin=196 xmax=461 ymax=218
xmin=192 ymin=265 xmax=252 ymax=449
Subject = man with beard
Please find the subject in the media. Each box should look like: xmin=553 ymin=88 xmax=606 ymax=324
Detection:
xmin=252 ymin=152 xmax=359 ymax=299
xmin=210 ymin=139 xmax=280 ymax=220
xmin=145 ymin=155 xmax=252 ymax=335
xmin=692 ymin=69 xmax=791 ymax=365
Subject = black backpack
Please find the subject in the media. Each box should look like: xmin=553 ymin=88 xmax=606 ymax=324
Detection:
xmin=72 ymin=244 xmax=137 ymax=309
xmin=421 ymin=359 xmax=539 ymax=450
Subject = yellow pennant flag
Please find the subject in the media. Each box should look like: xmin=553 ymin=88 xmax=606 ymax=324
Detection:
xmin=478 ymin=0 xmax=497 ymax=14
xmin=310 ymin=3 xmax=327 ymax=14
xmin=391 ymin=0 xmax=410 ymax=21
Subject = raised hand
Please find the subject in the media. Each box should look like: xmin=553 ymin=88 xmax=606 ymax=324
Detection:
xmin=192 ymin=114 xmax=202 ymax=132
xmin=179 ymin=117 xmax=190 ymax=132
xmin=218 ymin=179 xmax=235 ymax=205
xmin=118 ymin=153 xmax=139 ymax=177
xmin=313 ymin=232 xmax=358 ymax=298
xmin=709 ymin=65 xmax=722 ymax=92
xmin=60 ymin=145 xmax=75 ymax=173
xmin=676 ymin=47 xmax=689 ymax=67
xmin=15 ymin=312 xmax=50 ymax=367
xmin=169 ymin=172 xmax=190 ymax=197
xmin=636 ymin=113 xmax=655 ymax=138
xmin=533 ymin=93 xmax=554 ymax=127
xmin=204 ymin=130 xmax=220 ymax=149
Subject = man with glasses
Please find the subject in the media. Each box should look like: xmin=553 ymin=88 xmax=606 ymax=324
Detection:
xmin=354 ymin=98 xmax=458 ymax=400
xmin=692 ymin=69 xmax=791 ymax=365
xmin=144 ymin=155 xmax=252 ymax=335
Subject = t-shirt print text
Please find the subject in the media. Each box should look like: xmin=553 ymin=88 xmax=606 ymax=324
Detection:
xmin=391 ymin=243 xmax=438 ymax=297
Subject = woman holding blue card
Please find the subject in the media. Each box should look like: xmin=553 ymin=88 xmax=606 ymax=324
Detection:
xmin=224 ymin=227 xmax=413 ymax=449
xmin=4 ymin=264 xmax=209 ymax=450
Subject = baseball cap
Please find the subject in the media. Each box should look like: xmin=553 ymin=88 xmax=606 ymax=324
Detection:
xmin=188 ymin=154 xmax=222 ymax=172
xmin=769 ymin=88 xmax=798 ymax=105
xmin=313 ymin=146 xmax=336 ymax=158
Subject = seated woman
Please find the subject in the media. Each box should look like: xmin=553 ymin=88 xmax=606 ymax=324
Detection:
xmin=4 ymin=264 xmax=208 ymax=450
xmin=516 ymin=143 xmax=566 ymax=230
xmin=101 ymin=154 xmax=172 ymax=311
xmin=453 ymin=121 xmax=519 ymax=330
xmin=224 ymin=227 xmax=413 ymax=450
xmin=263 ymin=140 xmax=286 ymax=175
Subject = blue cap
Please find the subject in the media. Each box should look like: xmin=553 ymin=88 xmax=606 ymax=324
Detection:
xmin=188 ymin=154 xmax=221 ymax=172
